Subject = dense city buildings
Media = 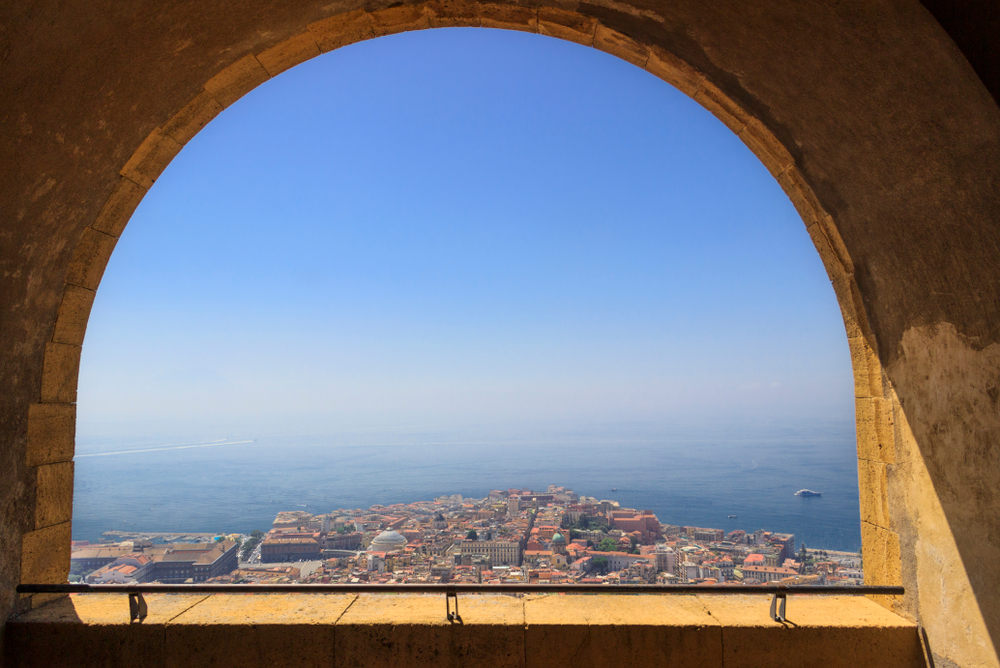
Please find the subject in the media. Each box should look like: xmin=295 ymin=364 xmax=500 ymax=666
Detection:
xmin=69 ymin=485 xmax=863 ymax=587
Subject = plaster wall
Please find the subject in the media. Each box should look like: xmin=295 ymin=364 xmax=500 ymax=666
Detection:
xmin=1 ymin=1 xmax=998 ymax=667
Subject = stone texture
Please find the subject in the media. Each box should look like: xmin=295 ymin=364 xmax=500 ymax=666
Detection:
xmin=20 ymin=522 xmax=71 ymax=585
xmin=308 ymin=10 xmax=375 ymax=52
xmin=697 ymin=595 xmax=924 ymax=668
xmin=644 ymin=45 xmax=704 ymax=98
xmin=118 ymin=128 xmax=183 ymax=188
xmin=693 ymin=79 xmax=749 ymax=135
xmin=849 ymin=335 xmax=882 ymax=399
xmin=34 ymin=462 xmax=73 ymax=529
xmin=26 ymin=403 xmax=75 ymax=467
xmin=478 ymin=3 xmax=536 ymax=32
xmin=167 ymin=594 xmax=353 ymax=668
xmin=370 ymin=5 xmax=433 ymax=37
xmin=810 ymin=215 xmax=854 ymax=276
xmin=426 ymin=0 xmax=481 ymax=28
xmin=162 ymin=91 xmax=225 ymax=145
xmin=5 ymin=593 xmax=209 ymax=668
xmin=64 ymin=227 xmax=118 ymax=291
xmin=338 ymin=594 xmax=524 ymax=668
xmin=257 ymin=33 xmax=322 ymax=77
xmin=40 ymin=343 xmax=81 ymax=404
xmin=856 ymin=396 xmax=895 ymax=464
xmin=858 ymin=458 xmax=891 ymax=529
xmin=203 ymin=55 xmax=270 ymax=109
xmin=831 ymin=274 xmax=867 ymax=340
xmin=593 ymin=25 xmax=649 ymax=67
xmin=537 ymin=8 xmax=596 ymax=46
xmin=862 ymin=522 xmax=903 ymax=586
xmin=524 ymin=594 xmax=721 ymax=668
xmin=777 ymin=164 xmax=824 ymax=225
xmin=739 ymin=117 xmax=794 ymax=178
xmin=51 ymin=285 xmax=96 ymax=346
xmin=91 ymin=177 xmax=146 ymax=237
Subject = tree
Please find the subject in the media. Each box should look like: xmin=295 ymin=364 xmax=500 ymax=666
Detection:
xmin=597 ymin=537 xmax=619 ymax=553
xmin=798 ymin=543 xmax=808 ymax=561
xmin=569 ymin=529 xmax=581 ymax=540
xmin=240 ymin=529 xmax=265 ymax=561
xmin=467 ymin=529 xmax=478 ymax=540
xmin=579 ymin=515 xmax=591 ymax=529
xmin=591 ymin=556 xmax=609 ymax=575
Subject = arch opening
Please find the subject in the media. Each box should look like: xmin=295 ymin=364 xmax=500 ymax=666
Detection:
xmin=72 ymin=26 xmax=861 ymax=559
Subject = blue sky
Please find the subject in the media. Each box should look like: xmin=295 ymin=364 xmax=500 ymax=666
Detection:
xmin=77 ymin=28 xmax=853 ymax=440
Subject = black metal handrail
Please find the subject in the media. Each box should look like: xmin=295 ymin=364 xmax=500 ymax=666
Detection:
xmin=17 ymin=583 xmax=903 ymax=595
xmin=17 ymin=583 xmax=903 ymax=624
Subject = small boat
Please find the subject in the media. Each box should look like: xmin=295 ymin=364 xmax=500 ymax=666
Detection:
xmin=611 ymin=488 xmax=617 ymax=492
xmin=795 ymin=489 xmax=822 ymax=497
xmin=728 ymin=514 xmax=737 ymax=519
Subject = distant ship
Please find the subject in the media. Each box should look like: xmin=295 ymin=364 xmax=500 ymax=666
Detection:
xmin=795 ymin=489 xmax=822 ymax=497
xmin=728 ymin=514 xmax=737 ymax=519
xmin=611 ymin=488 xmax=617 ymax=492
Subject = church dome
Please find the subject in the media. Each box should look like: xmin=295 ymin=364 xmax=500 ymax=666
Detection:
xmin=369 ymin=530 xmax=407 ymax=553
xmin=551 ymin=532 xmax=566 ymax=544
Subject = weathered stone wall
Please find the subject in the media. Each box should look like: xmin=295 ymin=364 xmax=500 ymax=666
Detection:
xmin=1 ymin=1 xmax=998 ymax=666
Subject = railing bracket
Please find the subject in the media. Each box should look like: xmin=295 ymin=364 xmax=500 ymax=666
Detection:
xmin=129 ymin=592 xmax=147 ymax=623
xmin=769 ymin=593 xmax=786 ymax=623
xmin=446 ymin=591 xmax=462 ymax=624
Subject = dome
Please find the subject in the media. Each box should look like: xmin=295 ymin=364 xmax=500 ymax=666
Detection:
xmin=434 ymin=513 xmax=446 ymax=522
xmin=551 ymin=533 xmax=566 ymax=544
xmin=369 ymin=530 xmax=407 ymax=553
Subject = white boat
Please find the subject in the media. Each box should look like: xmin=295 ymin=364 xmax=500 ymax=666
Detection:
xmin=794 ymin=489 xmax=821 ymax=497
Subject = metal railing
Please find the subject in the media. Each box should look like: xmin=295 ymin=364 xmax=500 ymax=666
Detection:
xmin=17 ymin=583 xmax=904 ymax=624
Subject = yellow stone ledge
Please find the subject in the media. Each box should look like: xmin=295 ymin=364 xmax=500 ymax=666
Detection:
xmin=5 ymin=593 xmax=924 ymax=668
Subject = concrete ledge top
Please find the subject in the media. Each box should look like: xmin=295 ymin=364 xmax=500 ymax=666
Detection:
xmin=10 ymin=592 xmax=917 ymax=629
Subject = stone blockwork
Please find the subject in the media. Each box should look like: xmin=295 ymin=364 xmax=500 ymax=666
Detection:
xmin=4 ymin=593 xmax=924 ymax=668
xmin=1 ymin=2 xmax=999 ymax=668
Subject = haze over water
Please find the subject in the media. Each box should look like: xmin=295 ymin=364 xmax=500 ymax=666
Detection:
xmin=73 ymin=420 xmax=861 ymax=552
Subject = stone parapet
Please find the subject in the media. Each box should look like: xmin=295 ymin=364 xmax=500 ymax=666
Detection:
xmin=5 ymin=593 xmax=924 ymax=668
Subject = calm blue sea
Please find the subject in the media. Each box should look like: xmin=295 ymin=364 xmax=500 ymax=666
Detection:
xmin=72 ymin=422 xmax=862 ymax=552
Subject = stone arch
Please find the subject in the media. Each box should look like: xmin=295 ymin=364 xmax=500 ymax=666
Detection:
xmin=5 ymin=3 xmax=999 ymax=667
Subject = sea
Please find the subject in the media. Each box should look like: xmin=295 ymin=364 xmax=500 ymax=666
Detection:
xmin=72 ymin=421 xmax=862 ymax=552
